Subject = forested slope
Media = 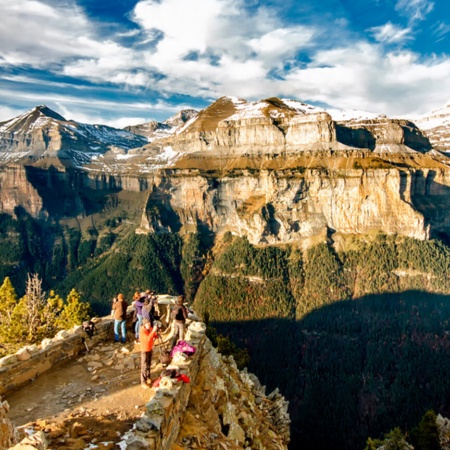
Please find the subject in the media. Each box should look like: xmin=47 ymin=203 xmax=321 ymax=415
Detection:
xmin=193 ymin=234 xmax=450 ymax=449
xmin=2 ymin=207 xmax=450 ymax=449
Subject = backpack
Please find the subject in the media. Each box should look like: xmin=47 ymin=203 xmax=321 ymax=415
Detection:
xmin=172 ymin=304 xmax=186 ymax=321
xmin=160 ymin=350 xmax=172 ymax=367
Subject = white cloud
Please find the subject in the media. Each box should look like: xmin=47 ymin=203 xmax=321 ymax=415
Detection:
xmin=369 ymin=22 xmax=413 ymax=44
xmin=395 ymin=0 xmax=434 ymax=22
xmin=1 ymin=0 xmax=450 ymax=120
xmin=283 ymin=42 xmax=450 ymax=116
xmin=432 ymin=21 xmax=450 ymax=42
xmin=0 ymin=0 xmax=93 ymax=65
xmin=0 ymin=105 xmax=25 ymax=123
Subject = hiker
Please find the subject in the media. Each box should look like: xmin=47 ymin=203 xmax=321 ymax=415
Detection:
xmin=140 ymin=318 xmax=160 ymax=388
xmin=170 ymin=295 xmax=188 ymax=349
xmin=131 ymin=291 xmax=140 ymax=333
xmin=112 ymin=293 xmax=128 ymax=343
xmin=134 ymin=293 xmax=145 ymax=343
xmin=142 ymin=290 xmax=160 ymax=327
xmin=147 ymin=290 xmax=160 ymax=326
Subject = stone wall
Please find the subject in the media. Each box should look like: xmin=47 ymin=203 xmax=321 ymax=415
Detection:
xmin=0 ymin=314 xmax=128 ymax=397
xmin=119 ymin=321 xmax=290 ymax=450
xmin=121 ymin=321 xmax=207 ymax=450
xmin=1 ymin=310 xmax=290 ymax=450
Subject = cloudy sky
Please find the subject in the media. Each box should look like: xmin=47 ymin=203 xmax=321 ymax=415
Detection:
xmin=0 ymin=0 xmax=449 ymax=127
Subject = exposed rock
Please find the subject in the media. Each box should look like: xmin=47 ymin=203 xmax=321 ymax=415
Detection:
xmin=9 ymin=430 xmax=48 ymax=450
xmin=0 ymin=399 xmax=18 ymax=449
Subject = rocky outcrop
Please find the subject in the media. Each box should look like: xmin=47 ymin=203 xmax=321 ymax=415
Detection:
xmin=0 ymin=164 xmax=44 ymax=217
xmin=140 ymin=164 xmax=450 ymax=243
xmin=0 ymin=105 xmax=147 ymax=159
xmin=1 ymin=314 xmax=289 ymax=450
xmin=0 ymin=399 xmax=18 ymax=450
xmin=124 ymin=109 xmax=198 ymax=141
xmin=182 ymin=341 xmax=290 ymax=449
xmin=156 ymin=97 xmax=431 ymax=156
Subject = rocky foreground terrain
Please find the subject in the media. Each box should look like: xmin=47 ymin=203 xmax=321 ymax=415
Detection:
xmin=1 ymin=331 xmax=289 ymax=450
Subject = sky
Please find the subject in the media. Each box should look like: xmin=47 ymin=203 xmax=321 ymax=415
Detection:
xmin=0 ymin=0 xmax=450 ymax=128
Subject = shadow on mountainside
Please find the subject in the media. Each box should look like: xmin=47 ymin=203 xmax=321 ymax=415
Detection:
xmin=213 ymin=290 xmax=450 ymax=450
xmin=24 ymin=165 xmax=126 ymax=218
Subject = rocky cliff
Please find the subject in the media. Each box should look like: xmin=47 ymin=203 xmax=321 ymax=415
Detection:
xmin=0 ymin=97 xmax=449 ymax=245
xmin=0 ymin=105 xmax=147 ymax=164
xmin=0 ymin=312 xmax=289 ymax=450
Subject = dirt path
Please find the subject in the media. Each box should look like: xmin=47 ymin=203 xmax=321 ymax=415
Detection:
xmin=5 ymin=339 xmax=168 ymax=449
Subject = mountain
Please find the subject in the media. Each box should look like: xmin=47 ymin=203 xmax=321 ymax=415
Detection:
xmin=412 ymin=102 xmax=450 ymax=152
xmin=1 ymin=97 xmax=450 ymax=450
xmin=153 ymin=96 xmax=432 ymax=156
xmin=0 ymin=105 xmax=148 ymax=166
xmin=0 ymin=97 xmax=449 ymax=243
xmin=123 ymin=108 xmax=198 ymax=141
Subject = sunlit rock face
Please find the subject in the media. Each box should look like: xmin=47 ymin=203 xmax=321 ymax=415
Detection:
xmin=0 ymin=97 xmax=449 ymax=245
xmin=0 ymin=165 xmax=44 ymax=217
xmin=140 ymin=164 xmax=450 ymax=244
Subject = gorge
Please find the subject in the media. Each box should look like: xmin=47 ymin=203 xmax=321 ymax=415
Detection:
xmin=1 ymin=96 xmax=450 ymax=449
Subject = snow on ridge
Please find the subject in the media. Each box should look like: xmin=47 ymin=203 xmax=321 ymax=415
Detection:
xmin=281 ymin=99 xmax=323 ymax=114
xmin=0 ymin=109 xmax=36 ymax=132
xmin=155 ymin=145 xmax=181 ymax=165
xmin=176 ymin=115 xmax=198 ymax=135
xmin=227 ymin=101 xmax=271 ymax=120
xmin=414 ymin=116 xmax=450 ymax=131
xmin=115 ymin=153 xmax=136 ymax=160
xmin=412 ymin=104 xmax=450 ymax=131
xmin=224 ymin=96 xmax=246 ymax=106
xmin=325 ymin=108 xmax=381 ymax=122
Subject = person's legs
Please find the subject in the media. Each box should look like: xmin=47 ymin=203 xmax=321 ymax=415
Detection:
xmin=120 ymin=320 xmax=126 ymax=342
xmin=114 ymin=320 xmax=120 ymax=342
xmin=179 ymin=322 xmax=186 ymax=341
xmin=135 ymin=314 xmax=143 ymax=341
xmin=141 ymin=350 xmax=152 ymax=385
xmin=170 ymin=321 xmax=181 ymax=349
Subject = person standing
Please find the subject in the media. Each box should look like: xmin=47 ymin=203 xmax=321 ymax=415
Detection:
xmin=140 ymin=318 xmax=159 ymax=388
xmin=112 ymin=293 xmax=128 ymax=343
xmin=170 ymin=295 xmax=188 ymax=349
xmin=146 ymin=290 xmax=160 ymax=326
xmin=134 ymin=293 xmax=145 ymax=343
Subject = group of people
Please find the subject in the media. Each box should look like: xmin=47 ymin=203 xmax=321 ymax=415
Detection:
xmin=111 ymin=291 xmax=189 ymax=389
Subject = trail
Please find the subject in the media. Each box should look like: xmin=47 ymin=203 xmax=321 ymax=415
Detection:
xmin=5 ymin=339 xmax=167 ymax=449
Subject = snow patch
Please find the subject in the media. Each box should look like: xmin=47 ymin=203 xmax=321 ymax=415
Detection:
xmin=155 ymin=145 xmax=181 ymax=165
xmin=226 ymin=101 xmax=270 ymax=120
xmin=115 ymin=153 xmax=136 ymax=160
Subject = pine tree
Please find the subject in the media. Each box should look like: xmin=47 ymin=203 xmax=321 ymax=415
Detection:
xmin=0 ymin=277 xmax=19 ymax=351
xmin=40 ymin=290 xmax=64 ymax=338
xmin=410 ymin=410 xmax=440 ymax=450
xmin=56 ymin=289 xmax=90 ymax=330
xmin=382 ymin=428 xmax=413 ymax=450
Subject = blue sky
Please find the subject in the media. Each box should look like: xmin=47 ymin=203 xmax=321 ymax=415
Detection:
xmin=0 ymin=0 xmax=449 ymax=127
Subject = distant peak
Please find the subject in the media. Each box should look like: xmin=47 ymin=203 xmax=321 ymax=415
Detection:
xmin=30 ymin=105 xmax=67 ymax=122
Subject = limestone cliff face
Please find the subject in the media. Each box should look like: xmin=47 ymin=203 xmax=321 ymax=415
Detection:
xmin=139 ymin=164 xmax=450 ymax=243
xmin=0 ymin=164 xmax=44 ymax=217
xmin=158 ymin=97 xmax=430 ymax=156
xmin=0 ymin=98 xmax=449 ymax=245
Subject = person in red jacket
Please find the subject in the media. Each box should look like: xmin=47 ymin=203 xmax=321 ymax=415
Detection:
xmin=139 ymin=318 xmax=159 ymax=388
